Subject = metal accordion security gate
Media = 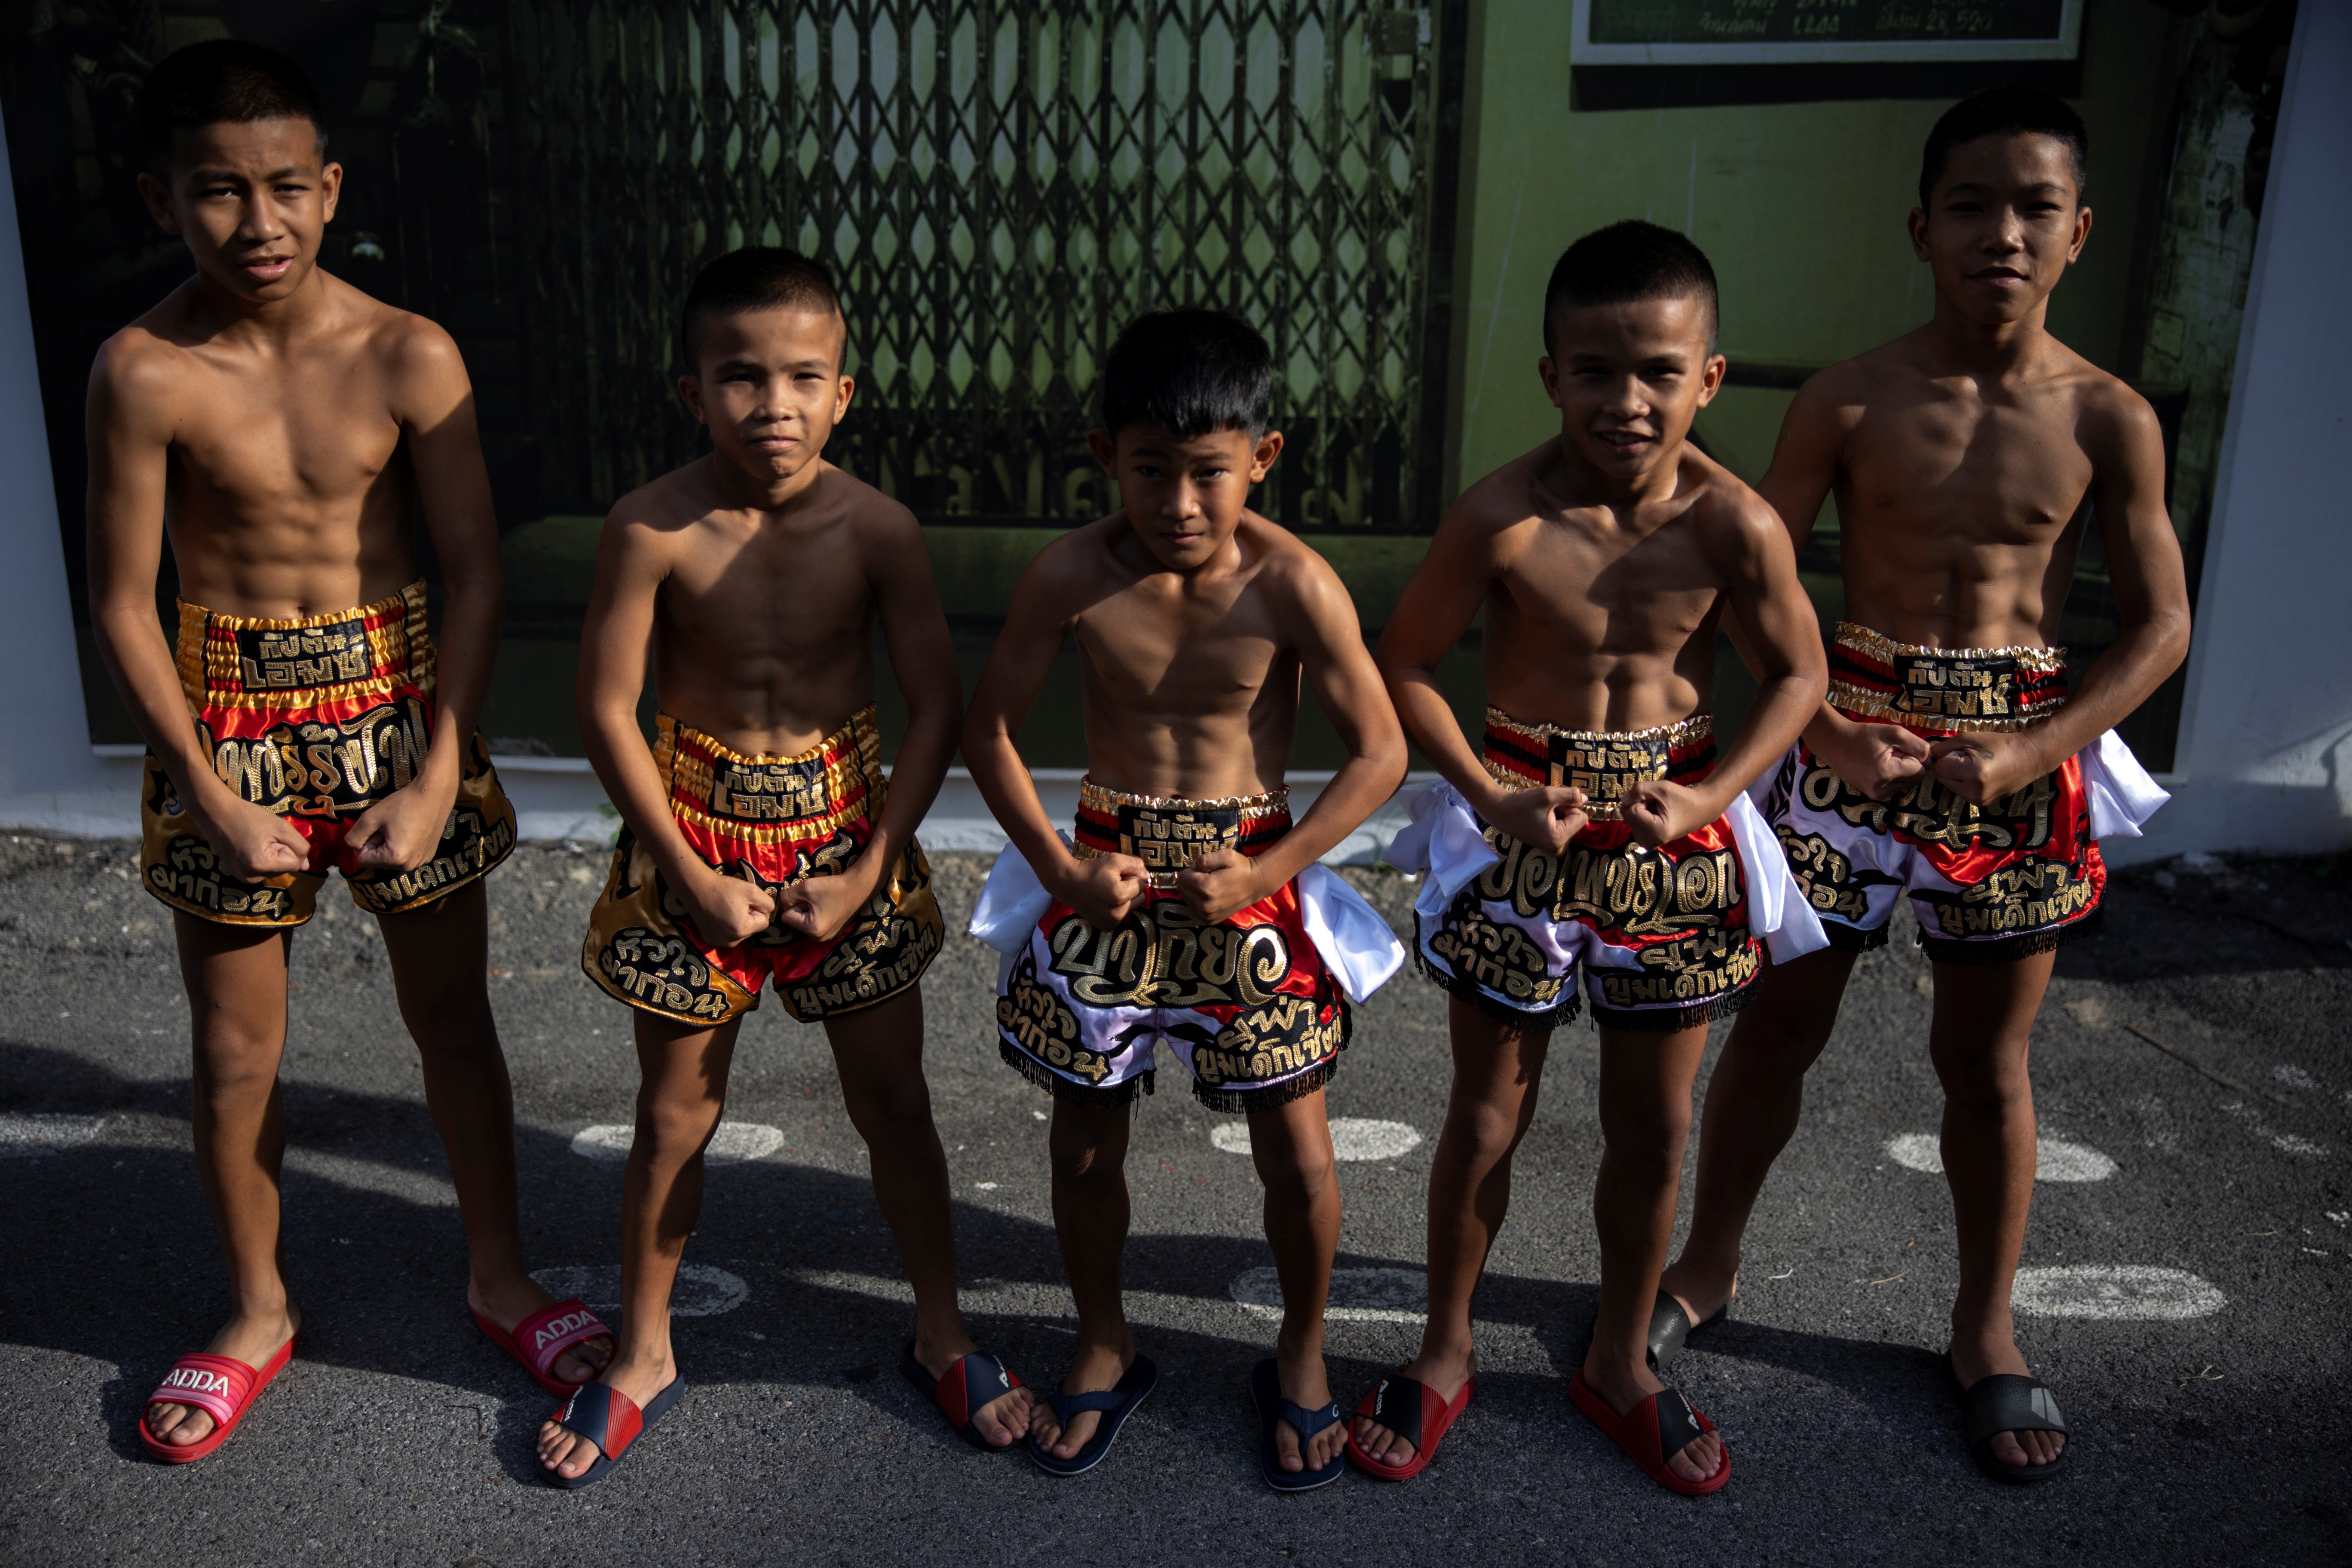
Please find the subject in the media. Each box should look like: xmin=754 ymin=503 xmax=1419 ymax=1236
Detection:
xmin=508 ymin=0 xmax=1464 ymax=532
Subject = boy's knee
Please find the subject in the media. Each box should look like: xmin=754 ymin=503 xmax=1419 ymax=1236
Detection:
xmin=843 ymin=1078 xmax=935 ymax=1142
xmin=634 ymin=1099 xmax=724 ymax=1163
xmin=1258 ymin=1144 xmax=1335 ymax=1208
xmin=1447 ymin=1097 xmax=1527 ymax=1163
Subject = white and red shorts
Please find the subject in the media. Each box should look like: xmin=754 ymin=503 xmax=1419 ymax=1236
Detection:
xmin=970 ymin=780 xmax=1404 ymax=1113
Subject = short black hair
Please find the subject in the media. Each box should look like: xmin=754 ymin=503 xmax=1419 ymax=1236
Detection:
xmin=1919 ymin=87 xmax=2089 ymax=210
xmin=1542 ymin=220 xmax=1720 ymax=355
xmin=679 ymin=247 xmax=844 ymax=372
xmin=140 ymin=40 xmax=325 ymax=171
xmin=1099 ymin=308 xmax=1273 ymax=438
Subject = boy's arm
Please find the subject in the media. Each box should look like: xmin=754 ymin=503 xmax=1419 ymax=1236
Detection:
xmin=1622 ymin=494 xmax=1828 ymax=846
xmin=1373 ymin=498 xmax=1590 ymax=854
xmin=347 ymin=320 xmax=505 ymax=871
xmin=775 ymin=505 xmax=962 ymax=941
xmin=1927 ymin=387 xmax=2190 ymax=804
xmin=575 ymin=512 xmax=774 ymax=946
xmin=1181 ymin=549 xmax=1406 ymax=921
xmin=962 ymin=540 xmax=1150 ymax=929
xmin=1754 ymin=369 xmax=1932 ymax=800
xmin=84 ymin=339 xmax=310 ymax=881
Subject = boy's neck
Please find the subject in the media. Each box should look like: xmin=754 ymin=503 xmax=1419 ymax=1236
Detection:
xmin=1545 ymin=432 xmax=1685 ymax=513
xmin=1924 ymin=291 xmax=2058 ymax=377
xmin=704 ymin=449 xmax=828 ymax=515
xmin=185 ymin=263 xmax=336 ymax=343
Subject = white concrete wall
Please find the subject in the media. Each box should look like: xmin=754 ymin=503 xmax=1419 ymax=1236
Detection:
xmin=2123 ymin=0 xmax=2352 ymax=865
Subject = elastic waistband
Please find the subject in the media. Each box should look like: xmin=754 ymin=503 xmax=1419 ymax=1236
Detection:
xmin=1074 ymin=777 xmax=1291 ymax=886
xmin=1482 ymin=708 xmax=1714 ymax=821
xmin=175 ymin=580 xmax=432 ymax=710
xmin=658 ymin=708 xmax=883 ymax=839
xmin=1828 ymin=622 xmax=2067 ymax=733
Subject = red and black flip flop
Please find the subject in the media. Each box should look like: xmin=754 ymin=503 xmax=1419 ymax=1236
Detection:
xmin=1344 ymin=1367 xmax=1474 ymax=1481
xmin=900 ymin=1340 xmax=1027 ymax=1451
xmin=474 ymin=1297 xmax=613 ymax=1397
xmin=138 ymin=1335 xmax=297 ymax=1464
xmin=542 ymin=1375 xmax=688 ymax=1489
xmin=1568 ymin=1368 xmax=1730 ymax=1496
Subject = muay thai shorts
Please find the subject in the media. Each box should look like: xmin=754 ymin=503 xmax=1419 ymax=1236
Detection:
xmin=581 ymin=707 xmax=943 ymax=1026
xmin=140 ymin=580 xmax=515 ymax=927
xmin=1389 ymin=710 xmax=1824 ymax=1032
xmin=1758 ymin=623 xmax=2167 ymax=964
xmin=970 ymin=779 xmax=1405 ymax=1113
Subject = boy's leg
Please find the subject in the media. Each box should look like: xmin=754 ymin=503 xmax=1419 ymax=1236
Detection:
xmin=823 ymin=987 xmax=1032 ymax=1445
xmin=1351 ymin=995 xmax=1549 ymax=1467
xmin=1580 ymin=1021 xmax=1723 ymax=1485
xmin=1245 ymin=1085 xmax=1344 ymax=1474
xmin=539 ymin=1010 xmax=740 ymax=1478
xmin=376 ymin=881 xmax=614 ymax=1384
xmin=1031 ymin=1098 xmax=1136 ymax=1460
xmin=144 ymin=915 xmax=305 ymax=1449
xmin=1931 ymin=948 xmax=2064 ymax=1469
xmin=1659 ymin=946 xmax=1858 ymax=1320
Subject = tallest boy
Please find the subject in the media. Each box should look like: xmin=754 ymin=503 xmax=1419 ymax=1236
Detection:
xmin=87 ymin=42 xmax=611 ymax=1461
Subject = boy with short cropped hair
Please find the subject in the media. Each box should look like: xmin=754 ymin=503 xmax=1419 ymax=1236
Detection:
xmin=1357 ymin=221 xmax=1828 ymax=1494
xmin=542 ymin=246 xmax=1027 ymax=1486
xmin=88 ymin=39 xmax=613 ymax=1464
xmin=1659 ymin=88 xmax=2187 ymax=1483
xmin=963 ymin=308 xmax=1407 ymax=1488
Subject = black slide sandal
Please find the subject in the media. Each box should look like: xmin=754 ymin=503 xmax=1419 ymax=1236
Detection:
xmin=1945 ymin=1356 xmax=2072 ymax=1484
xmin=1645 ymin=1292 xmax=1727 ymax=1372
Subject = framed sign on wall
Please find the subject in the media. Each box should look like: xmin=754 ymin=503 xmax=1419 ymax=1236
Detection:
xmin=1570 ymin=0 xmax=2084 ymax=65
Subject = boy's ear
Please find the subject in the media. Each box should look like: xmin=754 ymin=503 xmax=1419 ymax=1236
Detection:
xmin=1907 ymin=205 xmax=1932 ymax=263
xmin=1249 ymin=430 xmax=1284 ymax=482
xmin=2066 ymin=204 xmax=2093 ymax=263
xmin=1537 ymin=355 xmax=1562 ymax=409
xmin=677 ymin=373 xmax=709 ymax=426
xmin=137 ymin=172 xmax=183 ymax=236
xmin=1696 ymin=352 xmax=1727 ymax=408
xmin=835 ymin=373 xmax=856 ymax=421
xmin=1087 ymin=428 xmax=1118 ymax=473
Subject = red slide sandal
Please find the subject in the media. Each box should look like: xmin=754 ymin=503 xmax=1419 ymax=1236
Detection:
xmin=475 ymin=1298 xmax=613 ymax=1397
xmin=138 ymin=1336 xmax=296 ymax=1464
xmin=1344 ymin=1367 xmax=1475 ymax=1481
xmin=1569 ymin=1368 xmax=1730 ymax=1496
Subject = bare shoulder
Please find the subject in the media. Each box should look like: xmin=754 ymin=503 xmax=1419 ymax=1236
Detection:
xmin=1023 ymin=513 xmax=1127 ymax=591
xmin=1237 ymin=513 xmax=1357 ymax=626
xmin=2062 ymin=353 xmax=2162 ymax=456
xmin=88 ymin=314 xmax=193 ymax=423
xmin=1792 ymin=340 xmax=1900 ymax=422
xmin=816 ymin=463 xmax=925 ymax=555
xmin=364 ymin=289 xmax=469 ymax=384
xmin=1678 ymin=447 xmax=1789 ymax=582
xmin=602 ymin=460 xmax=716 ymax=564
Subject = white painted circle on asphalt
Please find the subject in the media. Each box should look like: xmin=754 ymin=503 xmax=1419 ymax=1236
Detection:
xmin=2010 ymin=1265 xmax=2225 ymax=1320
xmin=1211 ymin=1118 xmax=1424 ymax=1163
xmin=570 ymin=1121 xmax=785 ymax=1165
xmin=531 ymin=1263 xmax=750 ymax=1318
xmin=1230 ymin=1265 xmax=1426 ymax=1323
xmin=1883 ymin=1133 xmax=2116 ymax=1183
xmin=0 ymin=1112 xmax=104 ymax=1156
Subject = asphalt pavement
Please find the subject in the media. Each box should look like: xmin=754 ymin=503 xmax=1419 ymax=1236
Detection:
xmin=0 ymin=833 xmax=2347 ymax=1566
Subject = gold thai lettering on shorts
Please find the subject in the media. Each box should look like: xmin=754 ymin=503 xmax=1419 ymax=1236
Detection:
xmin=785 ymin=885 xmax=945 ymax=1017
xmin=1427 ymin=899 xmax=1566 ymax=1009
xmin=998 ymin=949 xmax=1118 ymax=1083
xmin=145 ymin=833 xmax=298 ymax=922
xmin=1045 ymin=901 xmax=1291 ymax=1011
xmin=1475 ymin=829 xmax=1740 ymax=937
xmin=1112 ymin=802 xmax=1242 ymax=879
xmin=347 ymin=801 xmax=517 ymax=914
xmin=1596 ymin=926 xmax=1764 ymax=1012
xmin=1799 ymin=756 xmax=2056 ymax=851
xmin=597 ymin=926 xmax=741 ymax=1022
xmin=205 ymin=696 xmax=436 ymax=818
xmin=233 ymin=620 xmax=378 ymax=692
xmin=673 ymin=828 xmax=864 ymax=948
xmin=1927 ymin=858 xmax=2099 ymax=940
xmin=1191 ymin=995 xmax=1345 ymax=1088
xmin=1775 ymin=827 xmax=1875 ymax=922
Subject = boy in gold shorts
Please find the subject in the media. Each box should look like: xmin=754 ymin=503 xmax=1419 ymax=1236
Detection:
xmin=1357 ymin=222 xmax=1827 ymax=1494
xmin=965 ymin=309 xmax=1407 ymax=1488
xmin=1658 ymin=89 xmax=2188 ymax=1484
xmin=544 ymin=247 xmax=1025 ymax=1486
xmin=86 ymin=42 xmax=610 ymax=1464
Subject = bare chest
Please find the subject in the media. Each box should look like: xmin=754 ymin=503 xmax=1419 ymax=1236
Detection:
xmin=1075 ymin=585 xmax=1282 ymax=711
xmin=1845 ymin=393 xmax=2094 ymax=547
xmin=662 ymin=528 xmax=871 ymax=653
xmin=169 ymin=355 xmax=404 ymax=512
xmin=1499 ymin=525 xmax=1723 ymax=658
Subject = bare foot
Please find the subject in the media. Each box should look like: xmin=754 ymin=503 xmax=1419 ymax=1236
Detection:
xmin=1656 ymin=1259 xmax=1737 ymax=1336
xmin=1948 ymin=1335 xmax=2067 ymax=1469
xmin=1349 ymin=1349 xmax=1476 ymax=1470
xmin=536 ymin=1351 xmax=677 ymax=1481
xmin=1028 ymin=1337 xmax=1134 ymax=1460
xmin=143 ymin=1303 xmax=302 ymax=1450
xmin=1580 ymin=1355 xmax=1724 ymax=1485
xmin=912 ymin=1329 xmax=1035 ymax=1449
xmin=1269 ymin=1347 xmax=1344 ymax=1475
xmin=472 ymin=1274 xmax=615 ymax=1386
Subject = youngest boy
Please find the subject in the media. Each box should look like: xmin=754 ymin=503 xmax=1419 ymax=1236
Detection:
xmin=964 ymin=309 xmax=1406 ymax=1487
xmin=539 ymin=248 xmax=1029 ymax=1485
xmin=1357 ymin=223 xmax=1827 ymax=1493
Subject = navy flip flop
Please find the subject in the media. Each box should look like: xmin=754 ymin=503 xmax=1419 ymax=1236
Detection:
xmin=899 ymin=1340 xmax=1027 ymax=1452
xmin=1250 ymin=1358 xmax=1346 ymax=1492
xmin=1026 ymin=1355 xmax=1158 ymax=1477
xmin=542 ymin=1375 xmax=688 ymax=1490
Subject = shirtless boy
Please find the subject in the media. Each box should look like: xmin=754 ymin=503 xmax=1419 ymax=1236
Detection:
xmin=1657 ymin=89 xmax=2189 ymax=1483
xmin=542 ymin=247 xmax=1023 ymax=1485
xmin=87 ymin=41 xmax=613 ymax=1464
xmin=1357 ymin=221 xmax=1827 ymax=1494
xmin=963 ymin=309 xmax=1406 ymax=1488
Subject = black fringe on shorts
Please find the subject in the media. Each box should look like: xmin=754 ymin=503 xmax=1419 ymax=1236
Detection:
xmin=997 ymin=1036 xmax=1152 ymax=1107
xmin=1409 ymin=914 xmax=1583 ymax=1031
xmin=1916 ymin=903 xmax=2106 ymax=966
xmin=1193 ymin=1053 xmax=1343 ymax=1115
xmin=1587 ymin=974 xmax=1761 ymax=1034
xmin=1819 ymin=919 xmax=1891 ymax=954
